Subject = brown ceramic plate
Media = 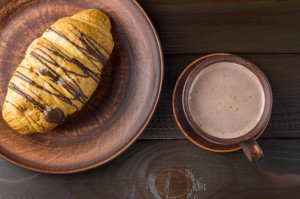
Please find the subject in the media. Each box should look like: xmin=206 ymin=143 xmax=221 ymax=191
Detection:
xmin=0 ymin=0 xmax=163 ymax=173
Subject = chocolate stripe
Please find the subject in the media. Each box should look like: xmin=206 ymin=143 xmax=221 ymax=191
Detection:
xmin=8 ymin=21 xmax=110 ymax=124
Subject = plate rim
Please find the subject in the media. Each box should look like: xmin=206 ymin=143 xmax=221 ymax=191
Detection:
xmin=0 ymin=0 xmax=164 ymax=174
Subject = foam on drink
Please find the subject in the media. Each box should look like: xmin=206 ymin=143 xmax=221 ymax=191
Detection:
xmin=188 ymin=62 xmax=265 ymax=139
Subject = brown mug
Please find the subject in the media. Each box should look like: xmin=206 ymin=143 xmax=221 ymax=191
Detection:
xmin=177 ymin=53 xmax=272 ymax=162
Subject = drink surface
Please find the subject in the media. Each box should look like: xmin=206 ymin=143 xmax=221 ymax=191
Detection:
xmin=188 ymin=62 xmax=265 ymax=139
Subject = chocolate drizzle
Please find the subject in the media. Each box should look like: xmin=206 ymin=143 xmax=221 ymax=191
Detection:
xmin=46 ymin=28 xmax=103 ymax=81
xmin=45 ymin=107 xmax=65 ymax=124
xmin=8 ymin=83 xmax=46 ymax=112
xmin=14 ymin=71 xmax=72 ymax=105
xmin=7 ymin=21 xmax=110 ymax=125
xmin=58 ymin=78 xmax=87 ymax=104
xmin=20 ymin=82 xmax=50 ymax=107
xmin=38 ymin=67 xmax=58 ymax=81
xmin=5 ymin=100 xmax=24 ymax=112
xmin=68 ymin=23 xmax=109 ymax=66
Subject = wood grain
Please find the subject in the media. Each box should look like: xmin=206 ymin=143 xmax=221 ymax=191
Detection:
xmin=142 ymin=54 xmax=300 ymax=139
xmin=0 ymin=0 xmax=299 ymax=197
xmin=138 ymin=0 xmax=300 ymax=54
xmin=0 ymin=139 xmax=299 ymax=199
xmin=0 ymin=0 xmax=163 ymax=173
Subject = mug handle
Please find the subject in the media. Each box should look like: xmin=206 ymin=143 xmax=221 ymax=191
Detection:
xmin=239 ymin=138 xmax=263 ymax=162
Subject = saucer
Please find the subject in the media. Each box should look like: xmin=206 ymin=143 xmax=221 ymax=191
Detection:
xmin=172 ymin=53 xmax=266 ymax=152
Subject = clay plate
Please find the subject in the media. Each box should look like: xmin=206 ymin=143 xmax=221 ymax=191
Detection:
xmin=0 ymin=0 xmax=163 ymax=173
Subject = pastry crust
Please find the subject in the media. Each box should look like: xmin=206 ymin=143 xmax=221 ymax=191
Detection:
xmin=2 ymin=9 xmax=114 ymax=134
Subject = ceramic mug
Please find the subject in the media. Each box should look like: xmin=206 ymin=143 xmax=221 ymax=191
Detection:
xmin=175 ymin=53 xmax=272 ymax=162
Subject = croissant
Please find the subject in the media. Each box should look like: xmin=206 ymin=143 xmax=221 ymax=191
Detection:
xmin=2 ymin=9 xmax=114 ymax=134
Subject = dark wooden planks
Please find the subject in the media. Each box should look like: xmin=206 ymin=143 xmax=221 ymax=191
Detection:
xmin=0 ymin=139 xmax=300 ymax=199
xmin=142 ymin=54 xmax=300 ymax=139
xmin=138 ymin=0 xmax=300 ymax=54
xmin=0 ymin=1 xmax=298 ymax=198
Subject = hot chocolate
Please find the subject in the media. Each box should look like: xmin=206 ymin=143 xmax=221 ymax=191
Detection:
xmin=188 ymin=62 xmax=265 ymax=139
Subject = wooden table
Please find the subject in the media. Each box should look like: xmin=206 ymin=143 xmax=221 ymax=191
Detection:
xmin=1 ymin=0 xmax=300 ymax=198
